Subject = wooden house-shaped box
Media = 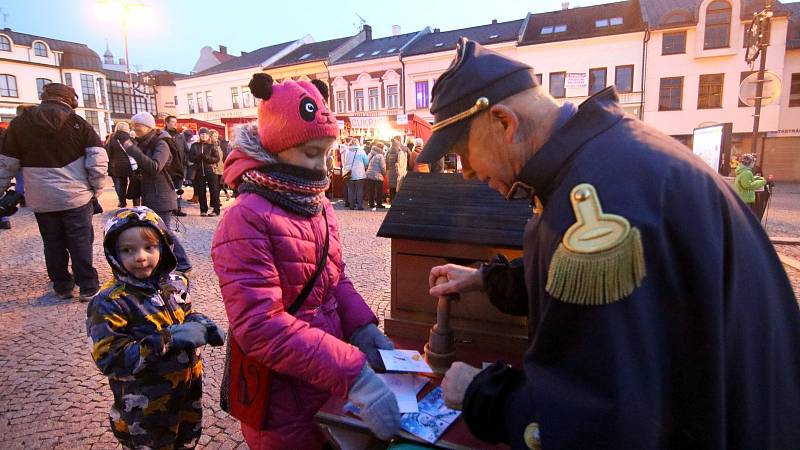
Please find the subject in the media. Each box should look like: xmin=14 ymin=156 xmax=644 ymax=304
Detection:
xmin=377 ymin=173 xmax=534 ymax=354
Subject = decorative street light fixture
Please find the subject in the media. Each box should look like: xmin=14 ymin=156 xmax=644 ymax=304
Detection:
xmin=744 ymin=0 xmax=775 ymax=161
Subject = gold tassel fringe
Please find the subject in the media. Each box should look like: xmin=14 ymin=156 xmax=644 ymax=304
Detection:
xmin=545 ymin=228 xmax=646 ymax=305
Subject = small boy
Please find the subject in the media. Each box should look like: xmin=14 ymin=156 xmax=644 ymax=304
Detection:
xmin=86 ymin=207 xmax=224 ymax=449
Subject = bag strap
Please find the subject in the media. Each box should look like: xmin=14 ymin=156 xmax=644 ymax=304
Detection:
xmin=287 ymin=208 xmax=330 ymax=315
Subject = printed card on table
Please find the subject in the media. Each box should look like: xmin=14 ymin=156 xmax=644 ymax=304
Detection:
xmin=400 ymin=387 xmax=461 ymax=443
xmin=376 ymin=373 xmax=428 ymax=413
xmin=379 ymin=349 xmax=434 ymax=373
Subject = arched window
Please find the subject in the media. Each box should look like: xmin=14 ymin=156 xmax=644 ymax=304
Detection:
xmin=704 ymin=0 xmax=731 ymax=49
xmin=34 ymin=42 xmax=48 ymax=57
xmin=0 ymin=36 xmax=10 ymax=51
xmin=0 ymin=74 xmax=18 ymax=97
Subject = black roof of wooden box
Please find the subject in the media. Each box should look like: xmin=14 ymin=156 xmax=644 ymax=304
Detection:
xmin=377 ymin=173 xmax=533 ymax=249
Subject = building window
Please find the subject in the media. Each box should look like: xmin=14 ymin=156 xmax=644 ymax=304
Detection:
xmin=187 ymin=93 xmax=195 ymax=114
xmin=80 ymin=74 xmax=96 ymax=108
xmin=614 ymin=65 xmax=633 ymax=93
xmin=354 ymin=89 xmax=365 ymax=112
xmin=704 ymin=0 xmax=731 ymax=49
xmin=386 ymin=85 xmax=399 ymax=109
xmin=662 ymin=31 xmax=686 ymax=55
xmin=789 ymin=73 xmax=800 ymax=107
xmin=336 ymin=90 xmax=347 ymax=112
xmin=659 ymin=77 xmax=683 ymax=111
xmin=97 ymin=78 xmax=106 ymax=106
xmin=196 ymin=92 xmax=204 ymax=113
xmin=205 ymin=90 xmax=213 ymax=112
xmin=135 ymin=95 xmax=147 ymax=114
xmin=64 ymin=73 xmax=72 ymax=87
xmin=174 ymin=95 xmax=178 ymax=106
xmin=549 ymin=72 xmax=566 ymax=98
xmin=241 ymin=86 xmax=252 ymax=108
xmin=368 ymin=87 xmax=379 ymax=110
xmin=84 ymin=110 xmax=100 ymax=135
xmin=0 ymin=36 xmax=10 ymax=51
xmin=415 ymin=81 xmax=429 ymax=109
xmin=33 ymin=42 xmax=48 ymax=57
xmin=698 ymin=73 xmax=724 ymax=109
xmin=589 ymin=68 xmax=607 ymax=95
xmin=0 ymin=74 xmax=17 ymax=97
xmin=231 ymin=87 xmax=239 ymax=109
xmin=36 ymin=78 xmax=52 ymax=99
xmin=112 ymin=93 xmax=125 ymax=114
xmin=535 ymin=73 xmax=543 ymax=85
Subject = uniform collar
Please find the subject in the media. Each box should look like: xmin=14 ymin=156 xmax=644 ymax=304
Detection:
xmin=513 ymin=87 xmax=625 ymax=200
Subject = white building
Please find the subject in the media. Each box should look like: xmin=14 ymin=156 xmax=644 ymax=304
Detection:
xmin=0 ymin=28 xmax=111 ymax=136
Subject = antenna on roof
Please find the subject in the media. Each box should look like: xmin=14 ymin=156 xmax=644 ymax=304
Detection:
xmin=0 ymin=9 xmax=9 ymax=28
xmin=353 ymin=13 xmax=366 ymax=32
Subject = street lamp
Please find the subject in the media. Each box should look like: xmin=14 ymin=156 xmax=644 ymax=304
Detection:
xmin=744 ymin=0 xmax=774 ymax=161
xmin=96 ymin=0 xmax=149 ymax=114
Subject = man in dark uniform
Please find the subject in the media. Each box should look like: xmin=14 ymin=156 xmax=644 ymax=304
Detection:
xmin=423 ymin=38 xmax=800 ymax=450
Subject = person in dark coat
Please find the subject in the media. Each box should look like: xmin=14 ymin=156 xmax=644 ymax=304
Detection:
xmin=422 ymin=39 xmax=800 ymax=450
xmin=122 ymin=112 xmax=192 ymax=273
xmin=189 ymin=127 xmax=220 ymax=216
xmin=106 ymin=122 xmax=134 ymax=208
xmin=164 ymin=115 xmax=188 ymax=216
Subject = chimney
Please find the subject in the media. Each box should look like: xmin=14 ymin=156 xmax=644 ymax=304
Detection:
xmin=219 ymin=45 xmax=227 ymax=55
xmin=562 ymin=1 xmax=569 ymax=9
xmin=392 ymin=25 xmax=401 ymax=36
xmin=240 ymin=51 xmax=248 ymax=56
xmin=118 ymin=58 xmax=126 ymax=65
xmin=434 ymin=28 xmax=440 ymax=33
xmin=363 ymin=24 xmax=372 ymax=41
xmin=492 ymin=19 xmax=498 ymax=24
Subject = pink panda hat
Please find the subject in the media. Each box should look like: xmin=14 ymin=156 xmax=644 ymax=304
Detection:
xmin=248 ymin=73 xmax=339 ymax=154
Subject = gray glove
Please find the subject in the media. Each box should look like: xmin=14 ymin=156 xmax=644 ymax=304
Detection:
xmin=348 ymin=364 xmax=401 ymax=441
xmin=167 ymin=322 xmax=207 ymax=349
xmin=350 ymin=323 xmax=395 ymax=370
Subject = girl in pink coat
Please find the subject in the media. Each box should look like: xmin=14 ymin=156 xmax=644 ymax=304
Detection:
xmin=211 ymin=74 xmax=400 ymax=450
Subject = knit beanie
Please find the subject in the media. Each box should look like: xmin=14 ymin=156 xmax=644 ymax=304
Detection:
xmin=248 ymin=73 xmax=338 ymax=154
xmin=131 ymin=112 xmax=156 ymax=129
xmin=41 ymin=83 xmax=78 ymax=109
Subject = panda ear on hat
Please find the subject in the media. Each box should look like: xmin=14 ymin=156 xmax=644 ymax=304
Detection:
xmin=249 ymin=73 xmax=274 ymax=101
xmin=311 ymin=79 xmax=329 ymax=102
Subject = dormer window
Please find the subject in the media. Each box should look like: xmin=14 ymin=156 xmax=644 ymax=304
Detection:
xmin=356 ymin=52 xmax=365 ymax=57
xmin=435 ymin=43 xmax=444 ymax=47
xmin=609 ymin=17 xmax=623 ymax=26
xmin=489 ymin=34 xmax=499 ymax=39
xmin=371 ymin=50 xmax=381 ymax=55
xmin=298 ymin=53 xmax=312 ymax=60
xmin=387 ymin=47 xmax=396 ymax=52
xmin=596 ymin=19 xmax=609 ymax=28
xmin=704 ymin=0 xmax=731 ymax=49
xmin=541 ymin=26 xmax=554 ymax=34
xmin=0 ymin=36 xmax=10 ymax=52
xmin=34 ymin=41 xmax=48 ymax=57
xmin=554 ymin=25 xmax=567 ymax=33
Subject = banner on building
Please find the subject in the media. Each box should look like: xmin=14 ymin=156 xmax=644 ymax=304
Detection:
xmin=350 ymin=116 xmax=389 ymax=129
xmin=396 ymin=114 xmax=408 ymax=125
xmin=565 ymin=73 xmax=588 ymax=89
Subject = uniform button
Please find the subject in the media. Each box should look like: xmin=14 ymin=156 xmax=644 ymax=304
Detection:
xmin=523 ymin=422 xmax=541 ymax=450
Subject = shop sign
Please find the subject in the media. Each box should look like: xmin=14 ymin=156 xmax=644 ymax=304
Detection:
xmin=337 ymin=120 xmax=345 ymax=130
xmin=766 ymin=129 xmax=800 ymax=138
xmin=396 ymin=114 xmax=408 ymax=125
xmin=350 ymin=116 xmax=389 ymax=129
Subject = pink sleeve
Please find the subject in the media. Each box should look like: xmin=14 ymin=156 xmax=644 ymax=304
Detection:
xmin=335 ymin=271 xmax=379 ymax=340
xmin=212 ymin=204 xmax=365 ymax=397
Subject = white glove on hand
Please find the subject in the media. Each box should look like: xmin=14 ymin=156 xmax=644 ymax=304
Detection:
xmin=348 ymin=364 xmax=401 ymax=440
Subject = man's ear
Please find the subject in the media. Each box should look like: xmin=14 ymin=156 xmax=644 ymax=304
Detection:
xmin=489 ymin=104 xmax=519 ymax=145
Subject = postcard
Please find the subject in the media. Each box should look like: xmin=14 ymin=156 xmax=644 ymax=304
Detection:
xmin=400 ymin=387 xmax=461 ymax=443
xmin=379 ymin=349 xmax=434 ymax=374
xmin=376 ymin=373 xmax=428 ymax=413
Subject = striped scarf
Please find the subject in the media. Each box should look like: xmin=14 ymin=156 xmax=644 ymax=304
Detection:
xmin=238 ymin=164 xmax=330 ymax=217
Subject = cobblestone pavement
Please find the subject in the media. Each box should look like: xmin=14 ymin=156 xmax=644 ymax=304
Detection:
xmin=0 ymin=185 xmax=798 ymax=449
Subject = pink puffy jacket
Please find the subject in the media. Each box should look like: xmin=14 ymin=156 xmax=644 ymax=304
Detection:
xmin=212 ymin=191 xmax=377 ymax=450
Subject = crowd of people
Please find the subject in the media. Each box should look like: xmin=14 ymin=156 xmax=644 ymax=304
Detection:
xmin=337 ymin=135 xmax=447 ymax=210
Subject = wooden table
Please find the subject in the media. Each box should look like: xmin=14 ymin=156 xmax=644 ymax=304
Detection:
xmin=314 ymin=337 xmax=522 ymax=449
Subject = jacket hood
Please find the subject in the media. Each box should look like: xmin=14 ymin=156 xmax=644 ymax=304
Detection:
xmin=223 ymin=123 xmax=279 ymax=188
xmin=103 ymin=207 xmax=177 ymax=289
xmin=26 ymin=101 xmax=73 ymax=134
xmin=736 ymin=164 xmax=752 ymax=175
